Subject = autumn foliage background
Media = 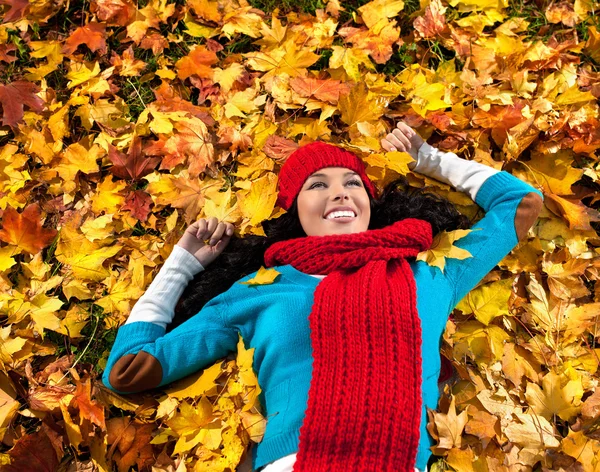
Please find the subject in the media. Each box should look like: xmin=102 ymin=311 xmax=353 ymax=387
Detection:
xmin=0 ymin=0 xmax=600 ymax=470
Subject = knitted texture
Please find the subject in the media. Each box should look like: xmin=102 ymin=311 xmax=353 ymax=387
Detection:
xmin=276 ymin=141 xmax=379 ymax=210
xmin=263 ymin=218 xmax=433 ymax=471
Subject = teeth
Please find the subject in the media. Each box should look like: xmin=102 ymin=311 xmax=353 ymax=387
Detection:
xmin=326 ymin=211 xmax=356 ymax=220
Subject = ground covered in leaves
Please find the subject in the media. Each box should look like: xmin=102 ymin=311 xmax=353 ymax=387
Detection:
xmin=1 ymin=0 xmax=600 ymax=470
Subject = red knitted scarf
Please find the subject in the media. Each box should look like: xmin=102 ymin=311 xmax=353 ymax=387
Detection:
xmin=263 ymin=218 xmax=433 ymax=471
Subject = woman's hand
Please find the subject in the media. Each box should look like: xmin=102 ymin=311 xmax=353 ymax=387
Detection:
xmin=380 ymin=121 xmax=425 ymax=160
xmin=176 ymin=217 xmax=235 ymax=268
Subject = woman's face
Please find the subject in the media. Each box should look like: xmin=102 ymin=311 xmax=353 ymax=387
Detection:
xmin=296 ymin=167 xmax=371 ymax=237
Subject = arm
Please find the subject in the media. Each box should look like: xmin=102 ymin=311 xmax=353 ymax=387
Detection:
xmin=440 ymin=166 xmax=543 ymax=308
xmin=103 ymin=220 xmax=238 ymax=394
xmin=382 ymin=123 xmax=544 ymax=308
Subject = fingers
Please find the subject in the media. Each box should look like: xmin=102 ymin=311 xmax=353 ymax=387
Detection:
xmin=381 ymin=121 xmax=419 ymax=152
xmin=191 ymin=218 xmax=235 ymax=246
xmin=383 ymin=131 xmax=410 ymax=152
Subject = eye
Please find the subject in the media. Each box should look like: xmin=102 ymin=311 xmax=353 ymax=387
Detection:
xmin=308 ymin=179 xmax=362 ymax=189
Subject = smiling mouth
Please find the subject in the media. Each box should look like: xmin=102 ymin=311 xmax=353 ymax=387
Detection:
xmin=324 ymin=215 xmax=357 ymax=223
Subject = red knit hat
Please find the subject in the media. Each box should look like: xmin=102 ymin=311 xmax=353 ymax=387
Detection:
xmin=276 ymin=141 xmax=379 ymax=210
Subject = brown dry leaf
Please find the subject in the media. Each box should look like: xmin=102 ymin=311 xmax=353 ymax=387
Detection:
xmin=464 ymin=409 xmax=498 ymax=448
xmin=430 ymin=396 xmax=468 ymax=453
xmin=504 ymin=411 xmax=561 ymax=450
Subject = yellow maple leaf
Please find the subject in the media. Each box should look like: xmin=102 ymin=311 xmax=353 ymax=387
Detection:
xmin=583 ymin=25 xmax=600 ymax=62
xmin=245 ymin=40 xmax=320 ymax=79
xmin=80 ymin=214 xmax=116 ymax=242
xmin=90 ymin=176 xmax=127 ymax=215
xmin=416 ymin=229 xmax=474 ymax=272
xmin=456 ymin=278 xmax=513 ymax=325
xmin=60 ymin=394 xmax=84 ymax=450
xmin=338 ymin=81 xmax=385 ymax=126
xmin=0 ymin=246 xmax=18 ymax=272
xmin=451 ymin=321 xmax=510 ymax=366
xmin=66 ymin=61 xmax=101 ymax=88
xmin=95 ymin=273 xmax=144 ymax=319
xmin=166 ymin=362 xmax=223 ymax=400
xmin=55 ymin=141 xmax=102 ymax=185
xmin=525 ymin=370 xmax=583 ymax=421
xmin=213 ymin=63 xmax=245 ymax=94
xmin=24 ymin=40 xmax=64 ymax=80
xmin=221 ymin=7 xmax=264 ymax=39
xmin=0 ymin=326 xmax=27 ymax=369
xmin=166 ymin=398 xmax=220 ymax=454
xmin=58 ymin=305 xmax=90 ymax=338
xmin=358 ymin=0 xmax=404 ymax=35
xmin=561 ymin=429 xmax=600 ymax=470
xmin=329 ymin=45 xmax=375 ymax=82
xmin=237 ymin=172 xmax=278 ymax=226
xmin=145 ymin=171 xmax=206 ymax=224
xmin=239 ymin=266 xmax=281 ymax=286
xmin=364 ymin=150 xmax=415 ymax=176
xmin=55 ymin=223 xmax=123 ymax=282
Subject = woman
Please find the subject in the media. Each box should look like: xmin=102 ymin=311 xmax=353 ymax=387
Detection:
xmin=103 ymin=121 xmax=544 ymax=472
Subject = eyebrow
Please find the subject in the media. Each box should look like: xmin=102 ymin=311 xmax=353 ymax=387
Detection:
xmin=307 ymin=171 xmax=359 ymax=179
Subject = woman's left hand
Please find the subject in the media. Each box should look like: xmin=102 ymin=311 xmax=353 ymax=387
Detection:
xmin=381 ymin=121 xmax=425 ymax=160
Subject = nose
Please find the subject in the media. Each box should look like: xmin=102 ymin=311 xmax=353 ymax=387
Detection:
xmin=331 ymin=185 xmax=350 ymax=201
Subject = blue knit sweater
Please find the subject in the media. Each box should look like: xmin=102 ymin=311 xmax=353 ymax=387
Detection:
xmin=103 ymin=171 xmax=542 ymax=471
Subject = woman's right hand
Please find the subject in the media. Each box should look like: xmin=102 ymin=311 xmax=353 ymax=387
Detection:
xmin=176 ymin=217 xmax=235 ymax=268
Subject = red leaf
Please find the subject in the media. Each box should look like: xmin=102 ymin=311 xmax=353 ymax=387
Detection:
xmin=0 ymin=81 xmax=44 ymax=128
xmin=0 ymin=0 xmax=29 ymax=23
xmin=1 ymin=429 xmax=59 ymax=472
xmin=0 ymin=43 xmax=17 ymax=63
xmin=122 ymin=190 xmax=153 ymax=222
xmin=108 ymin=137 xmax=161 ymax=180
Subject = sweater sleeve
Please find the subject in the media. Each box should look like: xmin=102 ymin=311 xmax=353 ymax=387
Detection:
xmin=125 ymin=244 xmax=205 ymax=329
xmin=102 ymin=246 xmax=239 ymax=394
xmin=409 ymin=143 xmax=544 ymax=310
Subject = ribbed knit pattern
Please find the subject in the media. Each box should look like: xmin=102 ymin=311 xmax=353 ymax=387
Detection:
xmin=275 ymin=141 xmax=379 ymax=210
xmin=263 ymin=218 xmax=433 ymax=471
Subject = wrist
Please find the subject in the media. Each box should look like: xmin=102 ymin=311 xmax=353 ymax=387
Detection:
xmin=171 ymin=245 xmax=205 ymax=274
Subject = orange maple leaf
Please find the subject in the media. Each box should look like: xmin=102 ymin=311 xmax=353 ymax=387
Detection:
xmin=0 ymin=204 xmax=58 ymax=254
xmin=73 ymin=379 xmax=105 ymax=429
xmin=62 ymin=22 xmax=108 ymax=56
xmin=289 ymin=77 xmax=352 ymax=104
xmin=175 ymin=45 xmax=218 ymax=81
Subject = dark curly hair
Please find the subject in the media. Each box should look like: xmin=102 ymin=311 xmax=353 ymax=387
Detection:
xmin=168 ymin=176 xmax=471 ymax=331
